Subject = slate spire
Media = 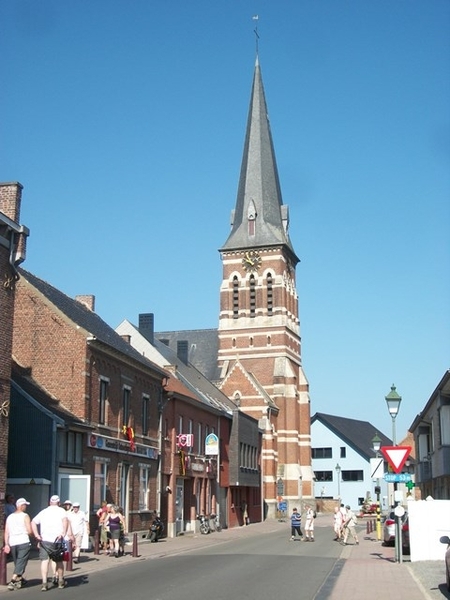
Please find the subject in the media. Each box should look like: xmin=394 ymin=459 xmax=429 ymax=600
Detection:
xmin=221 ymin=57 xmax=298 ymax=262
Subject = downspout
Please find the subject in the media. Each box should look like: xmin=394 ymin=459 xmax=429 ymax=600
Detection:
xmin=157 ymin=378 xmax=171 ymax=516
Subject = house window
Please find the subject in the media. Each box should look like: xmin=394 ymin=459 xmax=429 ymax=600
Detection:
xmin=233 ymin=276 xmax=239 ymax=318
xmin=250 ymin=275 xmax=256 ymax=317
xmin=197 ymin=423 xmax=202 ymax=454
xmin=99 ymin=378 xmax=109 ymax=425
xmin=267 ymin=273 xmax=273 ymax=316
xmin=139 ymin=466 xmax=150 ymax=510
xmin=342 ymin=470 xmax=364 ymax=482
xmin=340 ymin=447 xmax=346 ymax=458
xmin=58 ymin=431 xmax=83 ymax=465
xmin=440 ymin=405 xmax=450 ymax=445
xmin=93 ymin=460 xmax=108 ymax=511
xmin=122 ymin=386 xmax=131 ymax=425
xmin=311 ymin=447 xmax=332 ymax=459
xmin=142 ymin=395 xmax=149 ymax=436
xmin=315 ymin=471 xmax=333 ymax=482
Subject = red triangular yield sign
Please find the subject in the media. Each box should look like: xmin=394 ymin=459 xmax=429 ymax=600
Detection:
xmin=381 ymin=446 xmax=412 ymax=474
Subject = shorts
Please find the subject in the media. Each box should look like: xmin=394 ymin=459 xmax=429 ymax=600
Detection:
xmin=39 ymin=541 xmax=62 ymax=562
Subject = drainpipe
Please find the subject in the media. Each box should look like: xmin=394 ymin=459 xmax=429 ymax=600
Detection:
xmin=157 ymin=379 xmax=171 ymax=516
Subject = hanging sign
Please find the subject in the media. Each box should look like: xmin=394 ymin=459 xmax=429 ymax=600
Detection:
xmin=205 ymin=433 xmax=219 ymax=456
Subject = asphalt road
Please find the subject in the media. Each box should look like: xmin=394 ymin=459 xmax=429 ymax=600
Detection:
xmin=16 ymin=526 xmax=342 ymax=600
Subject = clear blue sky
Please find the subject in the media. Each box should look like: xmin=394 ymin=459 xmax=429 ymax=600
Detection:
xmin=1 ymin=1 xmax=449 ymax=442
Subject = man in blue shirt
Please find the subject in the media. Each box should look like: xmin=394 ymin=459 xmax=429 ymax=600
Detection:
xmin=289 ymin=507 xmax=303 ymax=540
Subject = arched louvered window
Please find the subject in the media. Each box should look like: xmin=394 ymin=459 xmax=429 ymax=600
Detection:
xmin=267 ymin=273 xmax=273 ymax=316
xmin=233 ymin=276 xmax=239 ymax=319
xmin=250 ymin=275 xmax=256 ymax=317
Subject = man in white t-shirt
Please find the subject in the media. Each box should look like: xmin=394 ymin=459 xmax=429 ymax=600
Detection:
xmin=31 ymin=495 xmax=74 ymax=591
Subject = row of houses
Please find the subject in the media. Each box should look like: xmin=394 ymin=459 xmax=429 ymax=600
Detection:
xmin=5 ymin=259 xmax=262 ymax=535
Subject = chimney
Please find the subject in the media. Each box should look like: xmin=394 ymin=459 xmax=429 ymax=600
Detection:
xmin=121 ymin=334 xmax=131 ymax=344
xmin=177 ymin=340 xmax=189 ymax=365
xmin=75 ymin=295 xmax=95 ymax=311
xmin=0 ymin=182 xmax=23 ymax=223
xmin=139 ymin=313 xmax=154 ymax=344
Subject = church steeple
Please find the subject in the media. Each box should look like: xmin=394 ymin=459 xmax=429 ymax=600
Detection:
xmin=221 ymin=57 xmax=298 ymax=264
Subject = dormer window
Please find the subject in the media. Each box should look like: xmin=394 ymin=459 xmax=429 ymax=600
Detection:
xmin=247 ymin=200 xmax=256 ymax=237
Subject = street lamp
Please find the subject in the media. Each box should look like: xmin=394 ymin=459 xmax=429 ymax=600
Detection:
xmin=385 ymin=384 xmax=402 ymax=445
xmin=385 ymin=384 xmax=402 ymax=563
xmin=372 ymin=433 xmax=382 ymax=540
xmin=372 ymin=433 xmax=382 ymax=456
xmin=335 ymin=463 xmax=341 ymax=502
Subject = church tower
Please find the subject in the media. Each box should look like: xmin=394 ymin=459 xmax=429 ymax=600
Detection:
xmin=218 ymin=57 xmax=312 ymax=516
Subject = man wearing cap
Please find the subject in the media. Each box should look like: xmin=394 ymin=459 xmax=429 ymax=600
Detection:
xmin=68 ymin=503 xmax=89 ymax=563
xmin=62 ymin=500 xmax=73 ymax=512
xmin=341 ymin=504 xmax=359 ymax=546
xmin=3 ymin=498 xmax=33 ymax=590
xmin=31 ymin=495 xmax=74 ymax=591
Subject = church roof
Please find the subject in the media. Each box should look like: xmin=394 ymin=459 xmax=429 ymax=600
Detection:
xmin=220 ymin=57 xmax=298 ymax=261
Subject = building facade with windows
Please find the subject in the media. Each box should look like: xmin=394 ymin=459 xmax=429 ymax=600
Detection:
xmin=11 ymin=269 xmax=168 ymax=532
xmin=410 ymin=370 xmax=450 ymax=500
xmin=117 ymin=315 xmax=263 ymax=536
xmin=311 ymin=413 xmax=392 ymax=511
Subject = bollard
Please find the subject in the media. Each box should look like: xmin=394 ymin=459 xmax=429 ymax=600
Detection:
xmin=132 ymin=532 xmax=138 ymax=557
xmin=65 ymin=539 xmax=73 ymax=572
xmin=366 ymin=520 xmax=370 ymax=534
xmin=0 ymin=548 xmax=7 ymax=586
xmin=94 ymin=530 xmax=100 ymax=555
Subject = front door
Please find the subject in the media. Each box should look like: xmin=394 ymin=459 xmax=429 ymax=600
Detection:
xmin=175 ymin=479 xmax=184 ymax=535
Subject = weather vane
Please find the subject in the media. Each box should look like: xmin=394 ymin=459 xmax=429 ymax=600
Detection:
xmin=252 ymin=15 xmax=259 ymax=56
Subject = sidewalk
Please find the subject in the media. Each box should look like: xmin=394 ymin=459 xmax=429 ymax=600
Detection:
xmin=1 ymin=516 xmax=445 ymax=599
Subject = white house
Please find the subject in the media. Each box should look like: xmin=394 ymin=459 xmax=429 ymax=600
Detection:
xmin=311 ymin=413 xmax=393 ymax=511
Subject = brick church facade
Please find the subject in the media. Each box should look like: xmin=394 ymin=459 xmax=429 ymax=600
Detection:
xmin=157 ymin=57 xmax=313 ymax=518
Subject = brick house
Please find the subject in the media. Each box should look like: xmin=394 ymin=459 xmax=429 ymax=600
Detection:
xmin=117 ymin=315 xmax=263 ymax=536
xmin=11 ymin=269 xmax=168 ymax=533
xmin=0 ymin=182 xmax=29 ymax=530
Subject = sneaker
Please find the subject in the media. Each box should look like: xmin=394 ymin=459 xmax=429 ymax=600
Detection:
xmin=7 ymin=581 xmax=16 ymax=591
xmin=310 ymin=538 xmax=315 ymax=542
xmin=290 ymin=536 xmax=294 ymax=540
xmin=41 ymin=584 xmax=48 ymax=592
xmin=58 ymin=579 xmax=66 ymax=589
xmin=52 ymin=578 xmax=58 ymax=586
xmin=356 ymin=541 xmax=359 ymax=545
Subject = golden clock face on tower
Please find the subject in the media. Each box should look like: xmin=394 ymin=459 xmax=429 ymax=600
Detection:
xmin=242 ymin=250 xmax=262 ymax=272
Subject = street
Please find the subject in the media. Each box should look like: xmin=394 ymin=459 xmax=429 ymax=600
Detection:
xmin=13 ymin=523 xmax=343 ymax=599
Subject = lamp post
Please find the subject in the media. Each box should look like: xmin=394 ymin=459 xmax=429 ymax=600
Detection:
xmin=385 ymin=384 xmax=402 ymax=563
xmin=335 ymin=463 xmax=341 ymax=503
xmin=385 ymin=384 xmax=402 ymax=445
xmin=372 ymin=433 xmax=382 ymax=541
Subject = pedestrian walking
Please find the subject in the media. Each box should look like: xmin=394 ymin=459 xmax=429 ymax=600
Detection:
xmin=31 ymin=495 xmax=74 ymax=591
xmin=68 ymin=502 xmax=89 ymax=563
xmin=104 ymin=505 xmax=125 ymax=558
xmin=342 ymin=504 xmax=359 ymax=546
xmin=304 ymin=505 xmax=315 ymax=541
xmin=289 ymin=507 xmax=303 ymax=540
xmin=333 ymin=506 xmax=343 ymax=541
xmin=3 ymin=498 xmax=33 ymax=590
xmin=96 ymin=501 xmax=110 ymax=554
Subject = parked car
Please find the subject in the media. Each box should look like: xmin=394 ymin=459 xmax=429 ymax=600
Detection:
xmin=440 ymin=535 xmax=450 ymax=591
xmin=383 ymin=511 xmax=409 ymax=549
